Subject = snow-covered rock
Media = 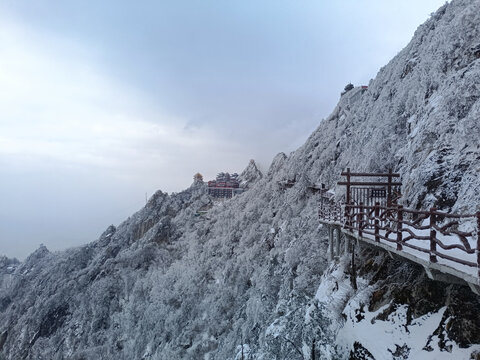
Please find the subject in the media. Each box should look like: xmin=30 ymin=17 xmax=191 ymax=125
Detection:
xmin=239 ymin=159 xmax=263 ymax=187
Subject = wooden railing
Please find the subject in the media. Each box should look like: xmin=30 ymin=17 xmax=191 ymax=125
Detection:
xmin=318 ymin=195 xmax=343 ymax=223
xmin=319 ymin=200 xmax=480 ymax=278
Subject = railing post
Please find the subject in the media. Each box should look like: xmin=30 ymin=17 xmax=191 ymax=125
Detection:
xmin=344 ymin=202 xmax=349 ymax=229
xmin=374 ymin=202 xmax=380 ymax=243
xmin=345 ymin=168 xmax=351 ymax=206
xmin=396 ymin=205 xmax=403 ymax=251
xmin=344 ymin=168 xmax=351 ymax=230
xmin=477 ymin=211 xmax=480 ymax=280
xmin=387 ymin=168 xmax=393 ymax=207
xmin=358 ymin=202 xmax=364 ymax=238
xmin=429 ymin=207 xmax=437 ymax=263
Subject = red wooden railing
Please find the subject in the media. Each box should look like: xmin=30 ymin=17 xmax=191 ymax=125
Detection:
xmin=318 ymin=195 xmax=343 ymax=223
xmin=319 ymin=199 xmax=480 ymax=278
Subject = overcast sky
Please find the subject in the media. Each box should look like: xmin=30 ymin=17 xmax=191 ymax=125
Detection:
xmin=0 ymin=0 xmax=447 ymax=260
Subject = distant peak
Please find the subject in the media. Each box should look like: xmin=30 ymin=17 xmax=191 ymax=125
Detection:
xmin=239 ymin=159 xmax=263 ymax=185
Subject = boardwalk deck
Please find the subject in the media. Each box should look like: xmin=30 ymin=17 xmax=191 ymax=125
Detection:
xmin=318 ymin=170 xmax=480 ymax=294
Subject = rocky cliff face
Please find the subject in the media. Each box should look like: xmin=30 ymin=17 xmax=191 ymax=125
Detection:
xmin=1 ymin=0 xmax=480 ymax=359
xmin=289 ymin=0 xmax=480 ymax=214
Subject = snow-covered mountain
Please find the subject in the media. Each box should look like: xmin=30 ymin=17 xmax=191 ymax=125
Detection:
xmin=1 ymin=0 xmax=480 ymax=359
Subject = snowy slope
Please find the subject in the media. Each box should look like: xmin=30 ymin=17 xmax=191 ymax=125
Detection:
xmin=1 ymin=0 xmax=480 ymax=359
xmin=289 ymin=0 xmax=480 ymax=213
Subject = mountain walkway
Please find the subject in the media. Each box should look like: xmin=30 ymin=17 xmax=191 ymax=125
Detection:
xmin=318 ymin=169 xmax=480 ymax=294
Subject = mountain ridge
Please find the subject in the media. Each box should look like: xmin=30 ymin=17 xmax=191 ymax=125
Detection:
xmin=1 ymin=0 xmax=480 ymax=358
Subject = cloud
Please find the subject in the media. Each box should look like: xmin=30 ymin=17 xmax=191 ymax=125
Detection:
xmin=0 ymin=17 xmax=242 ymax=184
xmin=0 ymin=16 xmax=253 ymax=259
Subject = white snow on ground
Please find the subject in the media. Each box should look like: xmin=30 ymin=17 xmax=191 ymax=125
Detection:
xmin=315 ymin=260 xmax=357 ymax=329
xmin=337 ymin=302 xmax=480 ymax=359
xmin=315 ymin=259 xmax=375 ymax=330
xmin=316 ymin=258 xmax=480 ymax=359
